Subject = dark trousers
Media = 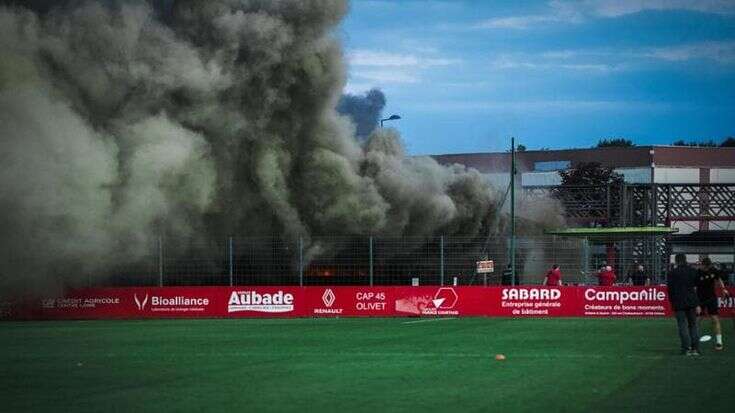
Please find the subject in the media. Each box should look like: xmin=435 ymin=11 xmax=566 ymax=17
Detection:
xmin=674 ymin=308 xmax=699 ymax=351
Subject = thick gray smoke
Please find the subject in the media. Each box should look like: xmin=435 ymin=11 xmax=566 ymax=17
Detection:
xmin=336 ymin=88 xmax=385 ymax=139
xmin=0 ymin=0 xmax=498 ymax=293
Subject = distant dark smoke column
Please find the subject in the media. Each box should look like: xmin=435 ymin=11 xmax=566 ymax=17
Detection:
xmin=336 ymin=88 xmax=386 ymax=139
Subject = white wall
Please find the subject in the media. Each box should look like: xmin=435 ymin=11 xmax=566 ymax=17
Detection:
xmin=614 ymin=167 xmax=651 ymax=184
xmin=710 ymin=221 xmax=735 ymax=231
xmin=710 ymin=168 xmax=735 ymax=183
xmin=521 ymin=171 xmax=561 ymax=186
xmin=521 ymin=167 xmax=653 ymax=186
xmin=654 ymin=167 xmax=700 ymax=184
xmin=671 ymin=221 xmax=698 ymax=235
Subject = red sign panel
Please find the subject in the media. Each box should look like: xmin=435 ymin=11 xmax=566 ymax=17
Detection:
xmin=578 ymin=286 xmax=670 ymax=317
xmin=491 ymin=287 xmax=580 ymax=317
xmin=719 ymin=295 xmax=735 ymax=317
xmin=5 ymin=286 xmax=734 ymax=320
xmin=307 ymin=287 xmax=392 ymax=317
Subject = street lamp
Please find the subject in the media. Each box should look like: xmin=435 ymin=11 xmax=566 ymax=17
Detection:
xmin=380 ymin=114 xmax=401 ymax=127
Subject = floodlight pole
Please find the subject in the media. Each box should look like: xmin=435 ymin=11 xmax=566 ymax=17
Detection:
xmin=228 ymin=236 xmax=234 ymax=286
xmin=510 ymin=137 xmax=516 ymax=286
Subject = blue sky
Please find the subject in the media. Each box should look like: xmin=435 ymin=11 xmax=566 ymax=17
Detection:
xmin=338 ymin=0 xmax=735 ymax=155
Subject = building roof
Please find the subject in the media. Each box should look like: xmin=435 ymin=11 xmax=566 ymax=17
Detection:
xmin=668 ymin=230 xmax=735 ymax=255
xmin=431 ymin=146 xmax=735 ymax=173
xmin=545 ymin=226 xmax=678 ymax=241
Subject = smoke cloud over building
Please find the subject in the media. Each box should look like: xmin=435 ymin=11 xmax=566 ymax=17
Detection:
xmin=0 ymin=0 xmax=509 ymax=292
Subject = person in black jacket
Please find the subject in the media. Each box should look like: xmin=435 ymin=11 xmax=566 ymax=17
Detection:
xmin=501 ymin=264 xmax=513 ymax=286
xmin=626 ymin=263 xmax=649 ymax=286
xmin=667 ymin=254 xmax=701 ymax=356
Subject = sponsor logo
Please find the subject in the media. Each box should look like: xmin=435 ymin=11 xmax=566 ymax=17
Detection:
xmin=433 ymin=287 xmax=458 ymax=309
xmin=322 ymin=289 xmax=336 ymax=307
xmin=355 ymin=291 xmax=387 ymax=311
xmin=502 ymin=288 xmax=561 ymax=301
xmin=314 ymin=289 xmax=342 ymax=314
xmin=584 ymin=288 xmax=666 ymax=304
xmin=134 ymin=293 xmax=209 ymax=312
xmin=134 ymin=294 xmax=148 ymax=310
xmin=396 ymin=288 xmax=459 ymax=315
xmin=228 ymin=290 xmax=294 ymax=313
xmin=501 ymin=288 xmax=562 ymax=315
xmin=42 ymin=297 xmax=120 ymax=309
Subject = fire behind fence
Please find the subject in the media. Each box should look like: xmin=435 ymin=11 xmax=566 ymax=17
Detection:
xmin=93 ymin=235 xmax=732 ymax=288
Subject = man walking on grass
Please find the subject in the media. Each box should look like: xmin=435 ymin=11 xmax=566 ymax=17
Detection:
xmin=667 ymin=254 xmax=701 ymax=356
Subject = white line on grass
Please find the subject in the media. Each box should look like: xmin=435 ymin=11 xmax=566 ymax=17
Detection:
xmin=402 ymin=317 xmax=457 ymax=325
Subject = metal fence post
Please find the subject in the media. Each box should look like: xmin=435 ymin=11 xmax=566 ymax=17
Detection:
xmin=581 ymin=238 xmax=589 ymax=284
xmin=158 ymin=236 xmax=163 ymax=287
xmin=369 ymin=236 xmax=374 ymax=286
xmin=299 ymin=236 xmax=304 ymax=287
xmin=228 ymin=236 xmax=234 ymax=286
xmin=440 ymin=236 xmax=445 ymax=286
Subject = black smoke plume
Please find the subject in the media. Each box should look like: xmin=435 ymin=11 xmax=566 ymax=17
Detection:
xmin=0 ymin=0 xmax=502 ymax=293
xmin=336 ymin=88 xmax=386 ymax=139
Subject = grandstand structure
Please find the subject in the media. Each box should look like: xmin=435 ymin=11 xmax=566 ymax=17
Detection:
xmin=434 ymin=145 xmax=735 ymax=280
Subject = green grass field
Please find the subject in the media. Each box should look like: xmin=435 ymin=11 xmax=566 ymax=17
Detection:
xmin=1 ymin=318 xmax=733 ymax=412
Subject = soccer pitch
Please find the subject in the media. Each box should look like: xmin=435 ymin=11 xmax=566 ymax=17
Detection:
xmin=1 ymin=318 xmax=733 ymax=412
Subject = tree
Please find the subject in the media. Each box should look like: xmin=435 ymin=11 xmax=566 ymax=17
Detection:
xmin=596 ymin=138 xmax=634 ymax=148
xmin=672 ymin=139 xmax=718 ymax=147
xmin=557 ymin=162 xmax=624 ymax=227
xmin=720 ymin=137 xmax=735 ymax=147
xmin=558 ymin=162 xmax=624 ymax=187
xmin=516 ymin=144 xmax=527 ymax=152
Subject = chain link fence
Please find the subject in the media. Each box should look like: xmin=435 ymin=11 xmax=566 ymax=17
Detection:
xmin=94 ymin=235 xmax=735 ymax=287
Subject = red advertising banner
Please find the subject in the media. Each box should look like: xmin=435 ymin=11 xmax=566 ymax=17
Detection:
xmin=578 ymin=286 xmax=670 ymax=317
xmin=4 ymin=286 xmax=733 ymax=320
xmin=719 ymin=294 xmax=735 ymax=317
xmin=391 ymin=287 xmax=578 ymax=317
xmin=20 ymin=287 xmax=307 ymax=319
xmin=307 ymin=287 xmax=392 ymax=317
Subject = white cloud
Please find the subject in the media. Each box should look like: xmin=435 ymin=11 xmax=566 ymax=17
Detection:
xmin=473 ymin=15 xmax=565 ymax=30
xmin=540 ymin=50 xmax=579 ymax=59
xmin=470 ymin=0 xmax=735 ymax=31
xmin=489 ymin=54 xmax=619 ymax=72
xmin=471 ymin=1 xmax=583 ymax=30
xmin=647 ymin=41 xmax=735 ymax=63
xmin=348 ymin=50 xmax=460 ymax=68
xmin=352 ymin=70 xmax=420 ymax=84
xmin=407 ymin=99 xmax=670 ymax=113
xmin=487 ymin=41 xmax=735 ymax=74
xmin=357 ymin=0 xmax=463 ymax=12
xmin=342 ymin=82 xmax=375 ymax=95
xmin=584 ymin=0 xmax=735 ymax=17
xmin=347 ymin=49 xmax=460 ymax=86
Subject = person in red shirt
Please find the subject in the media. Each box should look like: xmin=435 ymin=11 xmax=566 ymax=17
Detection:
xmin=598 ymin=265 xmax=616 ymax=286
xmin=543 ymin=264 xmax=562 ymax=286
